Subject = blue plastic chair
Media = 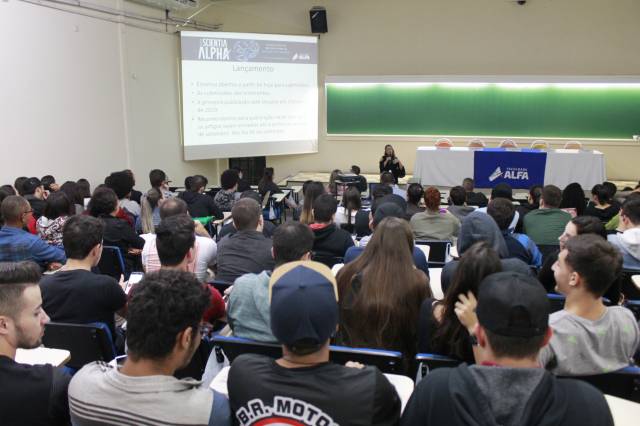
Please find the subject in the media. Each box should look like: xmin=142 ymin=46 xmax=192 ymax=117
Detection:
xmin=98 ymin=245 xmax=126 ymax=279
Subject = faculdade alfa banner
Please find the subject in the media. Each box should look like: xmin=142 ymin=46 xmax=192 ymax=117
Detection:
xmin=473 ymin=148 xmax=547 ymax=189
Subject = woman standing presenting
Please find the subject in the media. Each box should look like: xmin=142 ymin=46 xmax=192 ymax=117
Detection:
xmin=379 ymin=144 xmax=406 ymax=184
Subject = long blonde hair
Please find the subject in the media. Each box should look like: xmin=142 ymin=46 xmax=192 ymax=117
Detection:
xmin=140 ymin=187 xmax=162 ymax=234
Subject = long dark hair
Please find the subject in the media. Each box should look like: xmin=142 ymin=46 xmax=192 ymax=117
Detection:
xmin=560 ymin=182 xmax=586 ymax=216
xmin=336 ymin=217 xmax=430 ymax=355
xmin=381 ymin=144 xmax=396 ymax=160
xmin=300 ymin=181 xmax=325 ymax=225
xmin=258 ymin=167 xmax=275 ymax=195
xmin=431 ymin=242 xmax=501 ymax=360
xmin=342 ymin=186 xmax=361 ymax=225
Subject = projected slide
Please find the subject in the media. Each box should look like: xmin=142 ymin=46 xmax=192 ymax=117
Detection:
xmin=181 ymin=31 xmax=318 ymax=160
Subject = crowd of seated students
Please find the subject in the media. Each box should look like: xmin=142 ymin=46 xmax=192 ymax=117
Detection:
xmin=2 ymin=165 xmax=640 ymax=425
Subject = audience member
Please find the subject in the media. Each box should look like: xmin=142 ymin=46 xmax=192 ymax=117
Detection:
xmin=523 ymin=185 xmax=572 ymax=245
xmin=405 ymin=183 xmax=425 ymax=219
xmin=447 ymin=185 xmax=475 ymax=220
xmin=299 ymin=180 xmax=325 ymax=225
xmin=559 ymin=182 xmax=586 ymax=217
xmin=462 ymin=177 xmax=488 ymax=207
xmin=217 ymin=191 xmax=277 ymax=241
xmin=149 ymin=168 xmax=172 ymax=198
xmin=440 ymin=211 xmax=530 ymax=294
xmin=334 ymin=186 xmax=363 ymax=233
xmin=179 ymin=174 xmax=223 ymax=219
xmin=410 ymin=186 xmax=460 ymax=241
xmin=584 ymin=183 xmax=619 ymax=224
xmin=540 ymin=235 xmax=639 ymax=375
xmin=141 ymin=197 xmax=217 ymax=282
xmin=402 ymin=271 xmax=614 ymax=426
xmin=538 ymin=216 xmax=606 ymax=293
xmin=21 ymin=177 xmax=47 ymax=219
xmin=76 ymin=178 xmax=91 ymax=202
xmin=214 ymin=169 xmax=239 ymax=212
xmin=13 ymin=176 xmax=28 ymax=196
xmin=88 ymin=187 xmax=144 ymax=271
xmin=68 ymin=270 xmax=231 ymax=425
xmin=380 ymin=171 xmax=406 ymax=198
xmin=515 ymin=184 xmax=542 ymax=232
xmin=350 ymin=164 xmax=368 ymax=193
xmin=607 ymin=197 xmax=640 ymax=270
xmin=476 ymin=182 xmax=519 ymax=232
xmin=231 ymin=167 xmax=251 ymax=192
xmin=138 ymin=187 xmax=163 ymax=234
xmin=345 ymin=199 xmax=430 ymax=276
xmin=41 ymin=174 xmax=59 ymax=194
xmin=379 ymin=144 xmax=405 ymax=184
xmin=36 ymin=191 xmax=73 ymax=247
xmin=0 ymin=195 xmax=65 ymax=268
xmin=40 ymin=215 xmax=126 ymax=340
xmin=310 ymin=194 xmax=354 ymax=261
xmin=228 ymin=221 xmax=314 ymax=342
xmin=228 ymin=261 xmax=400 ymax=425
xmin=216 ymin=198 xmax=275 ymax=283
xmin=154 ymin=214 xmax=225 ymax=322
xmin=602 ymin=181 xmax=621 ymax=208
xmin=487 ymin=198 xmax=542 ymax=267
xmin=0 ymin=261 xmax=71 ymax=426
xmin=123 ymin=169 xmax=142 ymax=204
xmin=327 ymin=168 xmax=342 ymax=195
xmin=418 ymin=242 xmax=501 ymax=363
xmin=106 ymin=170 xmax=141 ymax=218
xmin=257 ymin=167 xmax=281 ymax=197
xmin=337 ymin=217 xmax=430 ymax=356
xmin=59 ymin=181 xmax=85 ymax=215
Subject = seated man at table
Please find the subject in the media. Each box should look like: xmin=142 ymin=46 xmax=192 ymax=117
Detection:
xmin=68 ymin=270 xmax=231 ymax=425
xmin=216 ymin=198 xmax=275 ymax=283
xmin=40 ymin=215 xmax=127 ymax=343
xmin=540 ymin=234 xmax=639 ymax=375
xmin=401 ymin=271 xmax=613 ymax=426
xmin=310 ymin=194 xmax=355 ymax=261
xmin=0 ymin=195 xmax=66 ymax=268
xmin=0 ymin=261 xmax=71 ymax=426
xmin=228 ymin=261 xmax=401 ymax=425
xmin=523 ymin=185 xmax=572 ymax=245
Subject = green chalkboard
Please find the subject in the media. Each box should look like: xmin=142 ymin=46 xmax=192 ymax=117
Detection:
xmin=326 ymin=84 xmax=640 ymax=139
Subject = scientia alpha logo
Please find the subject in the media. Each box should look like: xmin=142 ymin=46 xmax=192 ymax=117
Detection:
xmin=236 ymin=396 xmax=338 ymax=426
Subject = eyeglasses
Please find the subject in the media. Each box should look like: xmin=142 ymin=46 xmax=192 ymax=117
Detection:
xmin=22 ymin=209 xmax=33 ymax=216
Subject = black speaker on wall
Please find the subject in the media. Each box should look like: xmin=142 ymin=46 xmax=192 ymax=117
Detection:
xmin=309 ymin=6 xmax=328 ymax=34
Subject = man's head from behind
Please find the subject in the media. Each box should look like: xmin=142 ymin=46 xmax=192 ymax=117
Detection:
xmin=156 ymin=214 xmax=195 ymax=268
xmin=553 ymin=234 xmax=622 ymax=298
xmin=487 ymin=198 xmax=515 ymax=232
xmin=220 ymin=169 xmax=239 ymax=191
xmin=106 ymin=171 xmax=134 ymax=200
xmin=1 ymin=195 xmax=32 ymax=227
xmin=540 ymin=185 xmax=562 ymax=208
xmin=126 ymin=270 xmax=210 ymax=369
xmin=620 ymin=197 xmax=640 ymax=230
xmin=449 ymin=186 xmax=467 ymax=206
xmin=190 ymin=175 xmax=208 ymax=193
xmin=490 ymin=183 xmax=513 ymax=201
xmin=462 ymin=178 xmax=474 ymax=192
xmin=476 ymin=272 xmax=551 ymax=361
xmin=63 ymin=215 xmax=104 ymax=265
xmin=149 ymin=169 xmax=168 ymax=190
xmin=159 ymin=197 xmax=188 ymax=220
xmin=380 ymin=172 xmax=395 ymax=186
xmin=22 ymin=177 xmax=44 ymax=199
xmin=313 ymin=194 xmax=338 ymax=224
xmin=232 ymin=198 xmax=262 ymax=231
xmin=272 ymin=221 xmax=314 ymax=267
xmin=0 ymin=262 xmax=49 ymax=352
xmin=269 ymin=261 xmax=338 ymax=356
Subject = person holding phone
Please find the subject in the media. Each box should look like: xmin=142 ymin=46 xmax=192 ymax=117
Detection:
xmin=379 ymin=144 xmax=406 ymax=184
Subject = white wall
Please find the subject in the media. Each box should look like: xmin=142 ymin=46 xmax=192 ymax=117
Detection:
xmin=0 ymin=0 xmax=222 ymax=190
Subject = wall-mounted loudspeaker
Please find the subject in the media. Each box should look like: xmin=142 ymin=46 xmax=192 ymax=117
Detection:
xmin=309 ymin=6 xmax=328 ymax=34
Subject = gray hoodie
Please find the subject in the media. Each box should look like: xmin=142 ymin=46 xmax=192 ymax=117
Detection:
xmin=608 ymin=227 xmax=640 ymax=269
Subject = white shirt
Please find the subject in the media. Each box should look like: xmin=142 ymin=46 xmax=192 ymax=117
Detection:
xmin=141 ymin=234 xmax=217 ymax=282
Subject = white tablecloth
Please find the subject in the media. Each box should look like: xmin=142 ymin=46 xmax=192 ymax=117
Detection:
xmin=413 ymin=147 xmax=606 ymax=188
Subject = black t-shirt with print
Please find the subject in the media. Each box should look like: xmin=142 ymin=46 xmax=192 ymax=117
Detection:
xmin=228 ymin=354 xmax=400 ymax=426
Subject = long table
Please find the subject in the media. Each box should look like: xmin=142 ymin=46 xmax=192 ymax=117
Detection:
xmin=413 ymin=147 xmax=606 ymax=189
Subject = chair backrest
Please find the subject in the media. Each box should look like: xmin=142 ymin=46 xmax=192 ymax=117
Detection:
xmin=547 ymin=293 xmax=566 ymax=313
xmin=563 ymin=140 xmax=583 ymax=149
xmin=561 ymin=366 xmax=640 ymax=401
xmin=435 ymin=138 xmax=453 ymax=148
xmin=530 ymin=139 xmax=549 ymax=150
xmin=415 ymin=240 xmax=451 ymax=266
xmin=312 ymin=252 xmax=345 ymax=268
xmin=42 ymin=322 xmax=116 ymax=370
xmin=261 ymin=191 xmax=271 ymax=209
xmin=498 ymin=139 xmax=518 ymax=149
xmin=467 ymin=138 xmax=486 ymax=148
xmin=415 ymin=353 xmax=461 ymax=380
xmin=97 ymin=245 xmax=126 ymax=279
xmin=212 ymin=335 xmax=405 ymax=374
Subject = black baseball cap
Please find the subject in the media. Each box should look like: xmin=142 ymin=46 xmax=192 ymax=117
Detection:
xmin=477 ymin=272 xmax=549 ymax=338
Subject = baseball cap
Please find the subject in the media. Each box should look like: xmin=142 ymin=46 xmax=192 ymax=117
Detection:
xmin=476 ymin=272 xmax=549 ymax=337
xmin=269 ymin=261 xmax=339 ymax=347
xmin=373 ymin=202 xmax=405 ymax=226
